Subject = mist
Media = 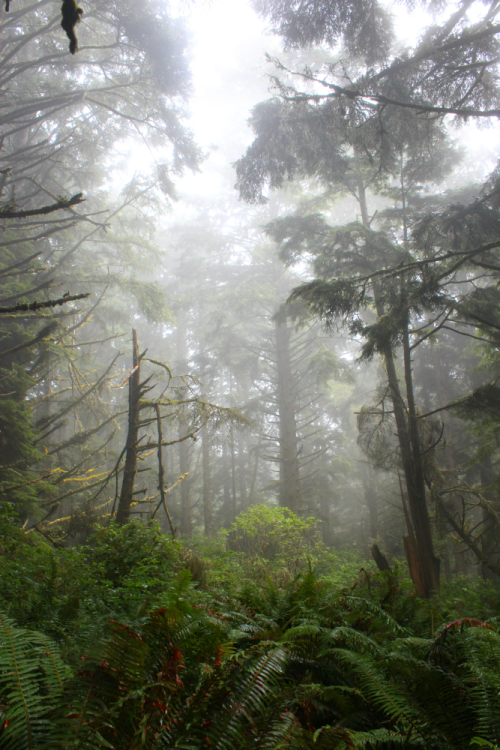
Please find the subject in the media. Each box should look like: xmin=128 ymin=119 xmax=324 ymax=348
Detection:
xmin=1 ymin=0 xmax=500 ymax=745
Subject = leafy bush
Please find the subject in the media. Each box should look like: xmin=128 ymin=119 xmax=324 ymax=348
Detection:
xmin=228 ymin=504 xmax=317 ymax=559
xmin=191 ymin=506 xmax=370 ymax=593
xmin=2 ymin=563 xmax=500 ymax=749
xmin=226 ymin=504 xmax=322 ymax=585
xmin=2 ymin=513 xmax=500 ymax=748
xmin=0 ymin=515 xmax=183 ymax=659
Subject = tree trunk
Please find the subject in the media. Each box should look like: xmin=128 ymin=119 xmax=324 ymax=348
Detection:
xmin=176 ymin=313 xmax=191 ymax=536
xmin=222 ymin=429 xmax=232 ymax=526
xmin=275 ymin=314 xmax=300 ymax=514
xmin=358 ymin=178 xmax=440 ymax=597
xmin=480 ymin=459 xmax=500 ymax=582
xmin=178 ymin=421 xmax=191 ymax=534
xmin=202 ymin=420 xmax=212 ymax=536
xmin=238 ymin=431 xmax=247 ymax=510
xmin=401 ymin=319 xmax=440 ymax=595
xmin=444 ymin=442 xmax=468 ymax=575
xmin=152 ymin=403 xmax=176 ymax=537
xmin=248 ymin=438 xmax=261 ymax=508
xmin=362 ymin=464 xmax=378 ymax=540
xmin=231 ymin=428 xmax=237 ymax=522
xmin=116 ymin=329 xmax=141 ymax=525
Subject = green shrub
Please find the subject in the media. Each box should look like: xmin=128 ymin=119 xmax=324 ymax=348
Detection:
xmin=2 ymin=510 xmax=500 ymax=748
xmin=0 ymin=517 xmax=183 ymax=659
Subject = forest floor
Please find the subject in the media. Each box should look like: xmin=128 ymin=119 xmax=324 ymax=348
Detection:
xmin=1 ymin=508 xmax=500 ymax=748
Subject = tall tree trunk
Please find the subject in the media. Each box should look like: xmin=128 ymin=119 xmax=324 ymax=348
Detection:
xmin=362 ymin=464 xmax=378 ymax=540
xmin=358 ymin=179 xmax=440 ymax=597
xmin=443 ymin=442 xmax=468 ymax=575
xmin=238 ymin=431 xmax=247 ymax=511
xmin=434 ymin=352 xmax=467 ymax=577
xmin=116 ymin=329 xmax=141 ymax=525
xmin=480 ymin=459 xmax=500 ymax=582
xmin=222 ymin=428 xmax=232 ymax=526
xmin=178 ymin=422 xmax=191 ymax=535
xmin=176 ymin=313 xmax=191 ymax=536
xmin=231 ymin=428 xmax=237 ymax=522
xmin=164 ymin=433 xmax=179 ymax=529
xmin=248 ymin=437 xmax=261 ymax=508
xmin=152 ymin=403 xmax=176 ymax=537
xmin=202 ymin=420 xmax=212 ymax=536
xmin=199 ymin=334 xmax=212 ymax=535
xmin=275 ymin=314 xmax=300 ymax=514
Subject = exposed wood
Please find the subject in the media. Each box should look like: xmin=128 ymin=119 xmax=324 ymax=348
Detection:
xmin=403 ymin=534 xmax=426 ymax=598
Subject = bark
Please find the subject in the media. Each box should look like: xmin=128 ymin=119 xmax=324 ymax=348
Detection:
xmin=238 ymin=431 xmax=247 ymax=510
xmin=444 ymin=443 xmax=468 ymax=575
xmin=384 ymin=312 xmax=439 ymax=596
xmin=371 ymin=544 xmax=392 ymax=572
xmin=151 ymin=403 xmax=176 ymax=537
xmin=275 ymin=314 xmax=300 ymax=514
xmin=402 ymin=319 xmax=440 ymax=595
xmin=248 ymin=439 xmax=260 ymax=507
xmin=116 ymin=329 xmax=141 ymax=525
xmin=361 ymin=464 xmax=378 ymax=540
xmin=179 ymin=422 xmax=191 ymax=535
xmin=202 ymin=420 xmax=212 ymax=536
xmin=0 ymin=292 xmax=89 ymax=315
xmin=0 ymin=192 xmax=84 ymax=218
xmin=358 ymin=178 xmax=440 ymax=597
xmin=231 ymin=428 xmax=237 ymax=522
xmin=176 ymin=313 xmax=191 ymax=535
xmin=480 ymin=459 xmax=500 ymax=581
xmin=222 ymin=430 xmax=232 ymax=526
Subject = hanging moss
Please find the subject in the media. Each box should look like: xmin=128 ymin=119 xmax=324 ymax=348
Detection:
xmin=61 ymin=0 xmax=83 ymax=54
xmin=4 ymin=1 xmax=83 ymax=54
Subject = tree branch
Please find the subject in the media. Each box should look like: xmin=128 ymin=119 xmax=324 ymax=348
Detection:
xmin=0 ymin=292 xmax=89 ymax=315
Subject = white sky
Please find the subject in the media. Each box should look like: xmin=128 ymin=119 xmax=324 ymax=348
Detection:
xmin=172 ymin=0 xmax=277 ymax=200
xmin=119 ymin=0 xmax=500 ymax=204
xmin=179 ymin=0 xmax=500 ymax=197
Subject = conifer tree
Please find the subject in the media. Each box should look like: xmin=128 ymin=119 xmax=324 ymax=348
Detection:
xmin=235 ymin=0 xmax=500 ymax=595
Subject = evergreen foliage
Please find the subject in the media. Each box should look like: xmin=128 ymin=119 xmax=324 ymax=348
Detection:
xmin=235 ymin=0 xmax=500 ymax=596
xmin=2 ymin=0 xmax=500 ymax=743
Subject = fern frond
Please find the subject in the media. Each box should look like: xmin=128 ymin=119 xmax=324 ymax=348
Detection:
xmin=324 ymin=626 xmax=385 ymax=656
xmin=343 ymin=596 xmax=411 ymax=636
xmin=0 ymin=610 xmax=70 ymax=750
xmin=385 ymin=652 xmax=473 ymax=746
xmin=460 ymin=627 xmax=500 ymax=743
xmin=342 ymin=726 xmax=428 ymax=748
xmin=332 ymin=648 xmax=425 ymax=740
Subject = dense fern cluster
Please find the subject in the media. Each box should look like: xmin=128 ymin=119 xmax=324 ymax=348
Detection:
xmin=1 ymin=513 xmax=500 ymax=748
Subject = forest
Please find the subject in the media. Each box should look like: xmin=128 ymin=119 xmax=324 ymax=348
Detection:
xmin=1 ymin=0 xmax=500 ymax=746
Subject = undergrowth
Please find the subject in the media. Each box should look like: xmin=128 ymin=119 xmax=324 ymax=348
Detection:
xmin=1 ymin=505 xmax=499 ymax=749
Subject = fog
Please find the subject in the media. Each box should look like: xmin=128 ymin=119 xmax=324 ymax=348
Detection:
xmin=0 ymin=0 xmax=500 ymax=624
xmin=2 ymin=1 xmax=500 ymax=742
xmin=2 ymin=0 xmax=500 ymax=565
